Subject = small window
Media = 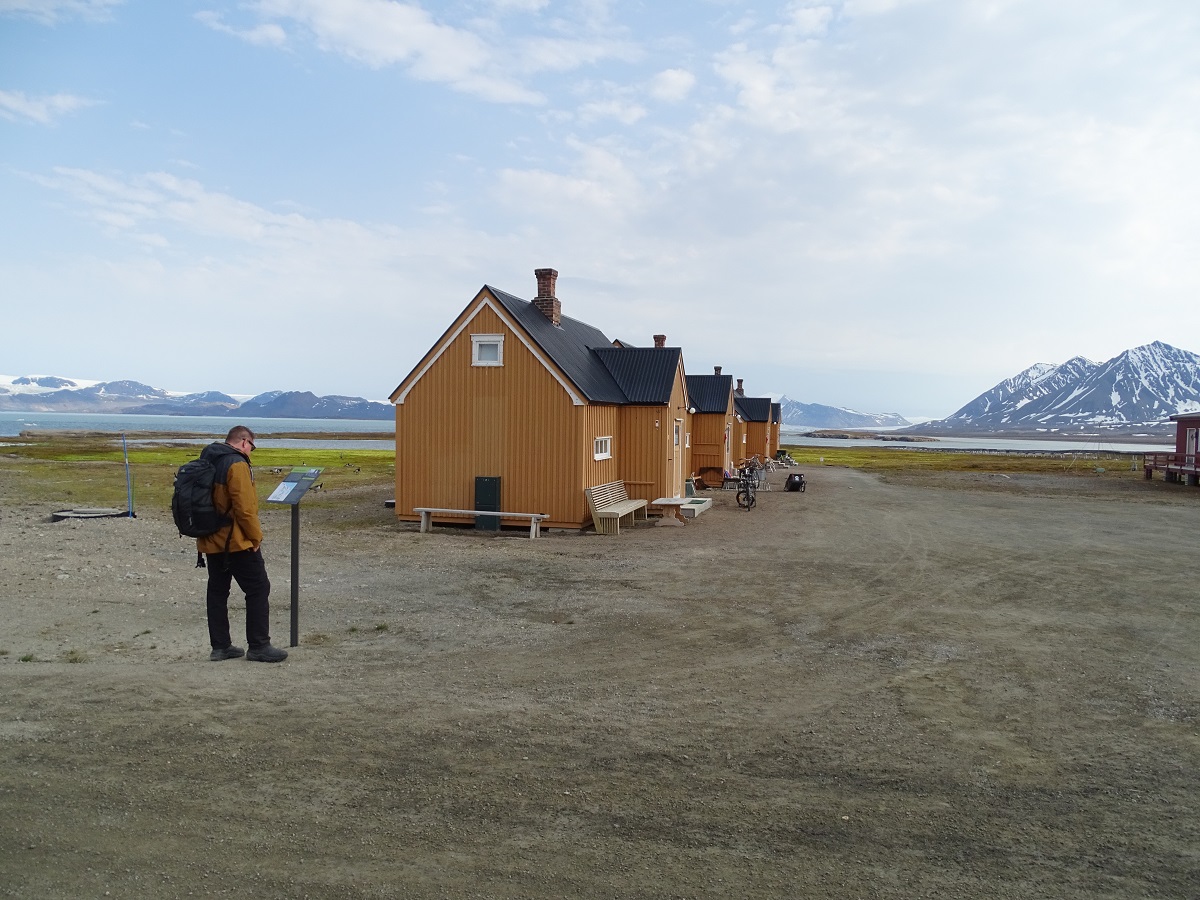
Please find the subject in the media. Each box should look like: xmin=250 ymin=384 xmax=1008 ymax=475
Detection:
xmin=685 ymin=432 xmax=691 ymax=449
xmin=471 ymin=333 xmax=504 ymax=367
xmin=594 ymin=436 xmax=612 ymax=460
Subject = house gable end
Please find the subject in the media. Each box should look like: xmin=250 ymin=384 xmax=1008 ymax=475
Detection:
xmin=390 ymin=289 xmax=586 ymax=406
xmin=489 ymin=287 xmax=627 ymax=403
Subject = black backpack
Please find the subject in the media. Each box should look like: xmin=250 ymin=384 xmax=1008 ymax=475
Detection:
xmin=171 ymin=456 xmax=231 ymax=537
xmin=172 ymin=447 xmax=242 ymax=569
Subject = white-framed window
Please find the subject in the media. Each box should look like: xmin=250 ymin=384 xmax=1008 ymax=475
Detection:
xmin=685 ymin=432 xmax=691 ymax=449
xmin=593 ymin=436 xmax=612 ymax=460
xmin=471 ymin=333 xmax=504 ymax=367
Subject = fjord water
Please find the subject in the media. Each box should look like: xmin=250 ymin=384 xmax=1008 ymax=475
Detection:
xmin=0 ymin=411 xmax=395 ymax=448
xmin=0 ymin=411 xmax=1172 ymax=453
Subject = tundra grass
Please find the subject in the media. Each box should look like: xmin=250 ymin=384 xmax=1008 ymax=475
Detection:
xmin=779 ymin=442 xmax=1147 ymax=479
xmin=0 ymin=433 xmax=1149 ymax=512
xmin=0 ymin=433 xmax=394 ymax=508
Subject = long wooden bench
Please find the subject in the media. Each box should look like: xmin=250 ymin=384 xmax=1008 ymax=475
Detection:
xmin=412 ymin=508 xmax=549 ymax=539
xmin=584 ymin=482 xmax=648 ymax=535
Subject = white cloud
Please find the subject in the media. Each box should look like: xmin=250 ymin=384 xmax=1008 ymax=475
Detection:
xmin=208 ymin=0 xmax=641 ymax=105
xmin=649 ymin=68 xmax=695 ymax=103
xmin=0 ymin=89 xmax=96 ymax=124
xmin=494 ymin=137 xmax=643 ymax=219
xmin=195 ymin=10 xmax=286 ymax=47
xmin=485 ymin=0 xmax=548 ymax=12
xmin=782 ymin=2 xmax=834 ymax=37
xmin=249 ymin=0 xmax=543 ymax=103
xmin=0 ymin=0 xmax=121 ymax=23
xmin=510 ymin=34 xmax=639 ymax=76
xmin=577 ymin=99 xmax=646 ymax=125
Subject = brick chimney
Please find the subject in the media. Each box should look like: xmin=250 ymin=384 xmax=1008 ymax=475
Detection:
xmin=736 ymin=378 xmax=744 ymax=396
xmin=714 ymin=366 xmax=722 ymax=375
xmin=653 ymin=334 xmax=666 ymax=348
xmin=533 ymin=268 xmax=560 ymax=326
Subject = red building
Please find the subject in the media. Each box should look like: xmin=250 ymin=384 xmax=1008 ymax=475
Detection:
xmin=1143 ymin=413 xmax=1200 ymax=485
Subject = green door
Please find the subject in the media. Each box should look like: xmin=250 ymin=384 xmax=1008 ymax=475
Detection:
xmin=475 ymin=476 xmax=501 ymax=531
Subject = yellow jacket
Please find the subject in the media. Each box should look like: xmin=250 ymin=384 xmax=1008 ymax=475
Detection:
xmin=196 ymin=442 xmax=263 ymax=554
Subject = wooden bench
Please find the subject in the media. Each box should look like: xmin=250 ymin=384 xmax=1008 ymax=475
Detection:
xmin=412 ymin=508 xmax=549 ymax=539
xmin=585 ymin=482 xmax=649 ymax=535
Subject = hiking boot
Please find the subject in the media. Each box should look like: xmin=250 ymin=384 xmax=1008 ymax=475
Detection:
xmin=247 ymin=644 xmax=288 ymax=663
xmin=209 ymin=645 xmax=245 ymax=661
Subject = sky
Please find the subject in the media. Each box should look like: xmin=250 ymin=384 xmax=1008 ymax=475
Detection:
xmin=2 ymin=0 xmax=1198 ymax=419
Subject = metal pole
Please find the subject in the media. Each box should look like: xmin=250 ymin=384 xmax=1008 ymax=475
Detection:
xmin=290 ymin=503 xmax=300 ymax=647
xmin=121 ymin=433 xmax=134 ymax=517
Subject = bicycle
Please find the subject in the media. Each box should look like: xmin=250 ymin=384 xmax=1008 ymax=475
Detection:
xmin=735 ymin=461 xmax=758 ymax=510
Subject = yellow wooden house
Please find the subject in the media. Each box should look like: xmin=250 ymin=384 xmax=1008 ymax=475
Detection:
xmin=685 ymin=367 xmax=735 ymax=487
xmin=389 ymin=269 xmax=693 ymax=531
xmin=734 ymin=385 xmax=773 ymax=464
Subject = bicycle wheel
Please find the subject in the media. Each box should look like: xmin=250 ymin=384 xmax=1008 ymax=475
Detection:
xmin=736 ymin=489 xmax=751 ymax=508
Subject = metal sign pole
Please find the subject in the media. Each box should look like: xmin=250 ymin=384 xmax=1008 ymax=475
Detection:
xmin=266 ymin=466 xmax=323 ymax=652
xmin=290 ymin=503 xmax=300 ymax=648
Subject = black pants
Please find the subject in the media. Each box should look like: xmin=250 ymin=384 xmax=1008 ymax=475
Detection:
xmin=206 ymin=548 xmax=272 ymax=650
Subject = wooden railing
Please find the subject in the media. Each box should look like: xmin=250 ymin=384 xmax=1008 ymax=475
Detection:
xmin=1144 ymin=453 xmax=1196 ymax=470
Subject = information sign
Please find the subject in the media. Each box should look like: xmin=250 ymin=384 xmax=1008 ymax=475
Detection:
xmin=266 ymin=466 xmax=324 ymax=648
xmin=267 ymin=467 xmax=323 ymax=505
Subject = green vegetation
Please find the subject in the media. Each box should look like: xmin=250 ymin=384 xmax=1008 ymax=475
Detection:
xmin=778 ymin=443 xmax=1146 ymax=479
xmin=0 ymin=431 xmax=1148 ymax=519
xmin=0 ymin=432 xmax=395 ymax=508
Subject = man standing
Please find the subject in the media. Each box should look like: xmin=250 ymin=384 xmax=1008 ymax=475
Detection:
xmin=199 ymin=425 xmax=287 ymax=663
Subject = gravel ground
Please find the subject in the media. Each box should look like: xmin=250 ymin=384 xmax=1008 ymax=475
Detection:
xmin=1 ymin=463 xmax=1198 ymax=899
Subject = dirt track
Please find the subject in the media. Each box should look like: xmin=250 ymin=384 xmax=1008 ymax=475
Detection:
xmin=1 ymin=464 xmax=1198 ymax=898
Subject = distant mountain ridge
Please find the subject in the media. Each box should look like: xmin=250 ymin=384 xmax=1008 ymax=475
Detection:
xmin=915 ymin=340 xmax=1200 ymax=435
xmin=778 ymin=396 xmax=910 ymax=429
xmin=0 ymin=375 xmax=393 ymax=420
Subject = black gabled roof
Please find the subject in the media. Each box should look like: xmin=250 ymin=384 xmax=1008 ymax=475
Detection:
xmin=686 ymin=374 xmax=733 ymax=414
xmin=771 ymin=402 xmax=781 ymax=424
xmin=595 ymin=347 xmax=681 ymax=404
xmin=490 ymin=286 xmax=627 ymax=403
xmin=735 ymin=396 xmax=772 ymax=422
xmin=489 ymin=286 xmax=679 ymax=405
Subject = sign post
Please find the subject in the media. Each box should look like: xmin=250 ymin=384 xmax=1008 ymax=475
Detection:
xmin=266 ymin=466 xmax=324 ymax=648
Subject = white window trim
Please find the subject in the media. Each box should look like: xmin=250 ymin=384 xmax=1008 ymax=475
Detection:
xmin=594 ymin=436 xmax=612 ymax=460
xmin=471 ymin=333 xmax=504 ymax=367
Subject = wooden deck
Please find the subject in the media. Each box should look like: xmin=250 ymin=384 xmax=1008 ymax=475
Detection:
xmin=1144 ymin=453 xmax=1200 ymax=485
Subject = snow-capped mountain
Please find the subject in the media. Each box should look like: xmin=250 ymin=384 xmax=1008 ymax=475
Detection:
xmin=778 ymin=395 xmax=910 ymax=429
xmin=0 ymin=375 xmax=393 ymax=420
xmin=921 ymin=341 xmax=1200 ymax=434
